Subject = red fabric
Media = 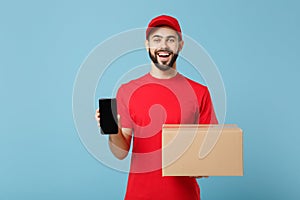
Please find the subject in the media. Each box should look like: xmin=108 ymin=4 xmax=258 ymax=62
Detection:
xmin=146 ymin=15 xmax=182 ymax=40
xmin=116 ymin=73 xmax=218 ymax=200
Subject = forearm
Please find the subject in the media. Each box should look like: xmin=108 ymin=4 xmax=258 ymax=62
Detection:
xmin=108 ymin=128 xmax=132 ymax=160
xmin=95 ymin=108 xmax=132 ymax=159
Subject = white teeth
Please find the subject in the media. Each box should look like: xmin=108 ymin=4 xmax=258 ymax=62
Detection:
xmin=158 ymin=53 xmax=170 ymax=57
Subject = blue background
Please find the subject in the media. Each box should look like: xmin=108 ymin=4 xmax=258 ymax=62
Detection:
xmin=1 ymin=0 xmax=299 ymax=199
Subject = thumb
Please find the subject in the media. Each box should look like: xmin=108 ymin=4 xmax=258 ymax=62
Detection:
xmin=117 ymin=114 xmax=121 ymax=130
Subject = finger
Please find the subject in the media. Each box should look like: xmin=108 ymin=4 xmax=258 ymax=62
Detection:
xmin=95 ymin=109 xmax=100 ymax=119
xmin=95 ymin=113 xmax=100 ymax=121
xmin=200 ymin=176 xmax=209 ymax=179
xmin=190 ymin=176 xmax=209 ymax=179
xmin=117 ymin=114 xmax=121 ymax=130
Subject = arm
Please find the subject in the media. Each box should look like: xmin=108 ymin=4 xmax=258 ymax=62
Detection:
xmin=108 ymin=126 xmax=132 ymax=160
xmin=95 ymin=109 xmax=132 ymax=160
xmin=198 ymin=87 xmax=218 ymax=124
xmin=192 ymin=87 xmax=218 ymax=179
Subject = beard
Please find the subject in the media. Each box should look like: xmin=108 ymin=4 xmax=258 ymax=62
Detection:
xmin=148 ymin=48 xmax=179 ymax=71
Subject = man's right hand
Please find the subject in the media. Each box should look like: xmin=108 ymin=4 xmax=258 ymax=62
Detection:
xmin=95 ymin=108 xmax=132 ymax=159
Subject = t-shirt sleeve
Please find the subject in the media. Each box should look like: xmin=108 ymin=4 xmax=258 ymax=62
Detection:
xmin=198 ymin=87 xmax=218 ymax=124
xmin=116 ymin=85 xmax=133 ymax=129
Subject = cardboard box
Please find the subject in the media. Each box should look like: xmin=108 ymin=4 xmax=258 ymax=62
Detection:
xmin=162 ymin=124 xmax=243 ymax=176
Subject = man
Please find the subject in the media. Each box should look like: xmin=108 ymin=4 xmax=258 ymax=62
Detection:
xmin=95 ymin=15 xmax=218 ymax=200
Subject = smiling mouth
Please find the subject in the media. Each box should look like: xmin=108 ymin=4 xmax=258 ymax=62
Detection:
xmin=157 ymin=52 xmax=171 ymax=58
xmin=156 ymin=50 xmax=173 ymax=61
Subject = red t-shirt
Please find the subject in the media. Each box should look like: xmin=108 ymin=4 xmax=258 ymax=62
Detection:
xmin=116 ymin=73 xmax=218 ymax=200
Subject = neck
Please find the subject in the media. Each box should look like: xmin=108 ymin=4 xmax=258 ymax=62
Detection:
xmin=150 ymin=63 xmax=178 ymax=79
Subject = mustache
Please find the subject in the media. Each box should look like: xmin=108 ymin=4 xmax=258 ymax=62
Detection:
xmin=154 ymin=48 xmax=174 ymax=55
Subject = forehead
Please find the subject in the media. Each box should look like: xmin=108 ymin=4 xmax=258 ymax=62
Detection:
xmin=148 ymin=26 xmax=179 ymax=39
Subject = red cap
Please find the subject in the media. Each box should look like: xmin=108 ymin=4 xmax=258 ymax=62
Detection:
xmin=146 ymin=15 xmax=182 ymax=40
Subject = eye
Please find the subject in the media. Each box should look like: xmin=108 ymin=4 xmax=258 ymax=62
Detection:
xmin=167 ymin=38 xmax=176 ymax=43
xmin=153 ymin=38 xmax=161 ymax=43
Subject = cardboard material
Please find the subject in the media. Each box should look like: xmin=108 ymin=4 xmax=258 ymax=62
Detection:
xmin=162 ymin=124 xmax=243 ymax=176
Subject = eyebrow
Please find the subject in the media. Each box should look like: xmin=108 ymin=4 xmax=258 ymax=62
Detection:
xmin=151 ymin=35 xmax=163 ymax=39
xmin=151 ymin=35 xmax=177 ymax=39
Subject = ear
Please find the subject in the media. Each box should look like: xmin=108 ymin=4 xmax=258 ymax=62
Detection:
xmin=178 ymin=40 xmax=184 ymax=52
xmin=145 ymin=40 xmax=150 ymax=52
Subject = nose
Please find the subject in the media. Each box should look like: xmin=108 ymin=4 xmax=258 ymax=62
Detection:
xmin=160 ymin=39 xmax=168 ymax=49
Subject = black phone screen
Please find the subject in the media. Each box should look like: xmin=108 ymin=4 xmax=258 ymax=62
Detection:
xmin=99 ymin=98 xmax=118 ymax=134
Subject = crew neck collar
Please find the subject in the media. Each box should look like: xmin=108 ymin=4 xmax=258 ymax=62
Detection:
xmin=147 ymin=72 xmax=181 ymax=82
xmin=148 ymin=71 xmax=179 ymax=80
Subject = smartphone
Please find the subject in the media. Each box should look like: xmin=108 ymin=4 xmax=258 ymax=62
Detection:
xmin=99 ymin=98 xmax=118 ymax=134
